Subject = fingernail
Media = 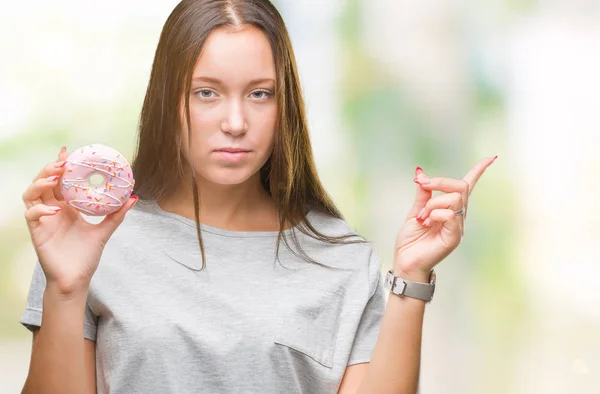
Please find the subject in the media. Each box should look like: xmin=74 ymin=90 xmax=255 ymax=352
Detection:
xmin=415 ymin=166 xmax=424 ymax=175
xmin=417 ymin=207 xmax=426 ymax=219
xmin=60 ymin=146 xmax=66 ymax=154
xmin=54 ymin=160 xmax=67 ymax=168
xmin=50 ymin=206 xmax=62 ymax=212
xmin=47 ymin=175 xmax=60 ymax=182
xmin=130 ymin=196 xmax=138 ymax=206
xmin=414 ymin=175 xmax=430 ymax=185
xmin=423 ymin=218 xmax=431 ymax=227
xmin=490 ymin=155 xmax=498 ymax=165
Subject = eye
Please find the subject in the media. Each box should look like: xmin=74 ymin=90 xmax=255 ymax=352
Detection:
xmin=196 ymin=89 xmax=216 ymax=98
xmin=250 ymin=89 xmax=272 ymax=100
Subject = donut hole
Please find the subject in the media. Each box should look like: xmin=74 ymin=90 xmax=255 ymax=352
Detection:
xmin=89 ymin=173 xmax=105 ymax=187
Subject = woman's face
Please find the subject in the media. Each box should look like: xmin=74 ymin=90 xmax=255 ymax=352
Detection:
xmin=180 ymin=25 xmax=277 ymax=187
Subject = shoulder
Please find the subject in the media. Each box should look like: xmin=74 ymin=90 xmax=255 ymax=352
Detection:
xmin=298 ymin=209 xmax=384 ymax=297
xmin=304 ymin=209 xmax=364 ymax=241
xmin=121 ymin=198 xmax=163 ymax=226
xmin=111 ymin=199 xmax=176 ymax=236
xmin=101 ymin=199 xmax=175 ymax=253
xmin=92 ymin=199 xmax=184 ymax=280
xmin=300 ymin=208 xmax=380 ymax=269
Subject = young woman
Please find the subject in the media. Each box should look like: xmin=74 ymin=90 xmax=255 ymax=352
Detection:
xmin=19 ymin=1 xmax=496 ymax=393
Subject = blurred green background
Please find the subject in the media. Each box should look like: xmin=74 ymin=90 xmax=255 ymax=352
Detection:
xmin=1 ymin=1 xmax=598 ymax=393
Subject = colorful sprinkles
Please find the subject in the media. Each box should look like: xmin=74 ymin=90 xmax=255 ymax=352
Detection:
xmin=61 ymin=144 xmax=135 ymax=216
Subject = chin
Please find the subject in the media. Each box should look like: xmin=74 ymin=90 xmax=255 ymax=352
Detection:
xmin=198 ymin=167 xmax=259 ymax=186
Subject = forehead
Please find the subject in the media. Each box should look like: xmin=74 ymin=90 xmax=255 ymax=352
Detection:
xmin=192 ymin=25 xmax=275 ymax=83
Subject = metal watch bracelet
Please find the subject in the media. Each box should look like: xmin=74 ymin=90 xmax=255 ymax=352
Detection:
xmin=383 ymin=269 xmax=436 ymax=303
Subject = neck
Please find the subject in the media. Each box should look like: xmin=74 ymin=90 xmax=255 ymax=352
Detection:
xmin=159 ymin=173 xmax=282 ymax=231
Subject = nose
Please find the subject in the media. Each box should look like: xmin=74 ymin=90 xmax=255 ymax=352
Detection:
xmin=221 ymin=99 xmax=248 ymax=136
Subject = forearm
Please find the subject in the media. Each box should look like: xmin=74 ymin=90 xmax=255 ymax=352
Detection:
xmin=22 ymin=282 xmax=89 ymax=394
xmin=356 ymin=270 xmax=428 ymax=394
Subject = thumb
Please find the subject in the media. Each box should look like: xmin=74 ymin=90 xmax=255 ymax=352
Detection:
xmin=97 ymin=196 xmax=138 ymax=240
xmin=407 ymin=167 xmax=432 ymax=219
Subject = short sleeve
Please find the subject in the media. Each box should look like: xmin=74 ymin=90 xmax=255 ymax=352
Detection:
xmin=19 ymin=261 xmax=98 ymax=341
xmin=347 ymin=247 xmax=387 ymax=365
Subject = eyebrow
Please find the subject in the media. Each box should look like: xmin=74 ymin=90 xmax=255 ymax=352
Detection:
xmin=191 ymin=76 xmax=275 ymax=85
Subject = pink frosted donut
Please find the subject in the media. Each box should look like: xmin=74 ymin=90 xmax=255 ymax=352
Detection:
xmin=60 ymin=144 xmax=135 ymax=216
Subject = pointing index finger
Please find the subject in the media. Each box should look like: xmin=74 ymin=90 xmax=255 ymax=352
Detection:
xmin=463 ymin=156 xmax=497 ymax=195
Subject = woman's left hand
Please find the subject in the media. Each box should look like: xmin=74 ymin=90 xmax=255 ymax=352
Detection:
xmin=393 ymin=156 xmax=497 ymax=281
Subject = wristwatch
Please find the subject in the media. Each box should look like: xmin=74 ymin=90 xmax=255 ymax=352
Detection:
xmin=383 ymin=269 xmax=436 ymax=303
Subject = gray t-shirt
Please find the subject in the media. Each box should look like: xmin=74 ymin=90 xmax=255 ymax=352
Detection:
xmin=20 ymin=199 xmax=387 ymax=394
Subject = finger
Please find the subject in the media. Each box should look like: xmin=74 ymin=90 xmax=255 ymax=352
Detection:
xmin=97 ymin=197 xmax=138 ymax=240
xmin=53 ymin=146 xmax=69 ymax=201
xmin=30 ymin=159 xmax=67 ymax=204
xmin=25 ymin=204 xmax=62 ymax=222
xmin=422 ymin=209 xmax=461 ymax=234
xmin=33 ymin=159 xmax=67 ymax=182
xmin=416 ymin=192 xmax=463 ymax=221
xmin=462 ymin=155 xmax=497 ymax=195
xmin=22 ymin=175 xmax=61 ymax=208
xmin=414 ymin=173 xmax=470 ymax=196
xmin=407 ymin=166 xmax=433 ymax=219
xmin=53 ymin=182 xmax=66 ymax=202
xmin=31 ymin=146 xmax=67 ymax=182
xmin=57 ymin=146 xmax=67 ymax=161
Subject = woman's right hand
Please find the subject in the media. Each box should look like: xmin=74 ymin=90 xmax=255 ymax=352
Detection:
xmin=22 ymin=146 xmax=137 ymax=295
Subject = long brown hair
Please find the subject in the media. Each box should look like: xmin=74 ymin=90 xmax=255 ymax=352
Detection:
xmin=131 ymin=0 xmax=364 ymax=269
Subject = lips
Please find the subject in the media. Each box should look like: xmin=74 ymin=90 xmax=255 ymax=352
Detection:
xmin=213 ymin=148 xmax=251 ymax=163
xmin=215 ymin=148 xmax=250 ymax=153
